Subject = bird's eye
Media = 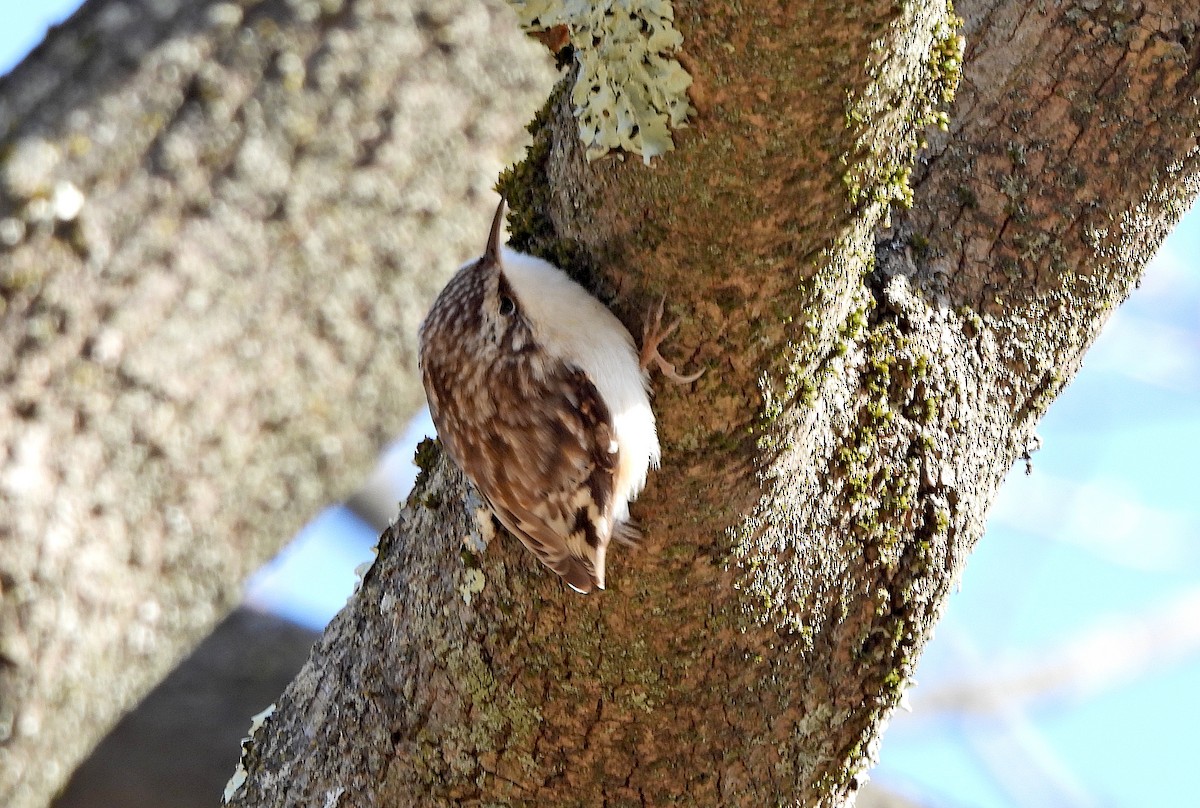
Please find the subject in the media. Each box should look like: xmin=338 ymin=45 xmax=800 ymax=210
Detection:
xmin=499 ymin=295 xmax=516 ymax=316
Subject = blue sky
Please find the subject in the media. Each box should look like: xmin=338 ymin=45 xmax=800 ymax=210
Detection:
xmin=5 ymin=7 xmax=1199 ymax=806
xmin=0 ymin=3 xmax=81 ymax=75
xmin=874 ymin=205 xmax=1200 ymax=806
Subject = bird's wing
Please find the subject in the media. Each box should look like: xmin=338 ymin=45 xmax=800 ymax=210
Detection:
xmin=423 ymin=308 xmax=623 ymax=593
xmin=485 ymin=495 xmax=598 ymax=593
xmin=482 ymin=364 xmax=620 ymax=592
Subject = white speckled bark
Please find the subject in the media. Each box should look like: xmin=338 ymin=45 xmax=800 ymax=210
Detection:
xmin=0 ymin=1 xmax=554 ymax=805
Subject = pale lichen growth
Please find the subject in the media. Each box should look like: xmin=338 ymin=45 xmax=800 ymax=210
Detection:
xmin=2 ymin=138 xmax=61 ymax=200
xmin=508 ymin=0 xmax=693 ymax=163
xmin=223 ymin=703 xmax=277 ymax=803
xmin=467 ymin=503 xmax=495 ymax=552
xmin=460 ymin=567 xmax=486 ymax=605
xmin=350 ymin=544 xmax=378 ymax=594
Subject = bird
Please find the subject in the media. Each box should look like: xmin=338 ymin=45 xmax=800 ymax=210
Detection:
xmin=417 ymin=198 xmax=701 ymax=593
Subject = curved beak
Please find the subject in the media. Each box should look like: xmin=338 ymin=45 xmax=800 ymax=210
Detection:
xmin=484 ymin=197 xmax=506 ymax=263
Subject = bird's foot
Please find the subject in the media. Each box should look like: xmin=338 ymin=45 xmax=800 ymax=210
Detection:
xmin=640 ymin=297 xmax=704 ymax=385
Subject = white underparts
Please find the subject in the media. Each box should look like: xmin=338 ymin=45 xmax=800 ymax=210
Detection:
xmin=498 ymin=247 xmax=660 ymax=523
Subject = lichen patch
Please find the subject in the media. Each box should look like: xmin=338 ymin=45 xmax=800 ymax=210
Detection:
xmin=509 ymin=0 xmax=693 ymax=163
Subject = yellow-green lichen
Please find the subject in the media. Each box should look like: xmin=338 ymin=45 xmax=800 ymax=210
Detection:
xmin=508 ymin=0 xmax=693 ymax=163
xmin=420 ymin=640 xmax=545 ymax=786
xmin=828 ymin=320 xmax=938 ymax=573
xmin=408 ymin=438 xmax=445 ymax=510
xmin=841 ymin=2 xmax=964 ymax=223
xmin=459 ymin=568 xmax=486 ymax=605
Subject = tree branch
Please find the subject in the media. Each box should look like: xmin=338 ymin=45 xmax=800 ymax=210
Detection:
xmin=199 ymin=0 xmax=1200 ymax=804
xmin=0 ymin=1 xmax=553 ymax=805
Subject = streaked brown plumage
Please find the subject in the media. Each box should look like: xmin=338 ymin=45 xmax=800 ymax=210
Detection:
xmin=418 ymin=200 xmax=698 ymax=593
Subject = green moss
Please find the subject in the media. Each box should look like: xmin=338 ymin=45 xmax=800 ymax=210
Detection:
xmin=840 ymin=305 xmax=869 ymax=340
xmin=413 ymin=437 xmax=440 ymax=474
xmin=840 ymin=2 xmax=963 ymax=226
xmin=827 ymin=319 xmax=936 ymax=587
xmin=1025 ymin=368 xmax=1065 ymax=419
xmin=408 ymin=438 xmax=444 ymax=510
xmin=495 ymin=82 xmax=595 ymax=284
xmin=737 ymin=14 xmax=973 ymax=753
xmin=756 ymin=273 xmax=876 ymax=458
xmin=459 ymin=548 xmax=480 ymax=569
xmin=933 ymin=506 xmax=950 ymax=534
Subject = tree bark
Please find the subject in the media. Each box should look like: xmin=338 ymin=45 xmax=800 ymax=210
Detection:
xmin=0 ymin=1 xmax=553 ymax=806
xmin=6 ymin=0 xmax=1195 ymax=805
xmin=227 ymin=0 xmax=1200 ymax=805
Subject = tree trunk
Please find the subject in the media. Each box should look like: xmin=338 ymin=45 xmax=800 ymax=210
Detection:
xmin=227 ymin=0 xmax=1200 ymax=805
xmin=0 ymin=1 xmax=553 ymax=806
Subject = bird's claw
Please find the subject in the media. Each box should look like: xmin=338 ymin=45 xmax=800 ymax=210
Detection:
xmin=640 ymin=297 xmax=704 ymax=385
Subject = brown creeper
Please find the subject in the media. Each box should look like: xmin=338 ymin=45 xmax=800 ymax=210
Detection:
xmin=418 ymin=199 xmax=698 ymax=593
